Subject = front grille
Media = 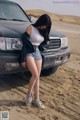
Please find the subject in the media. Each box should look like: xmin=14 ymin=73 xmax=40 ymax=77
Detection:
xmin=48 ymin=38 xmax=61 ymax=49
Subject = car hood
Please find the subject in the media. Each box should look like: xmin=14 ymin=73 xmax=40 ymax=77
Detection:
xmin=0 ymin=20 xmax=31 ymax=38
xmin=0 ymin=20 xmax=65 ymax=38
xmin=50 ymin=28 xmax=66 ymax=38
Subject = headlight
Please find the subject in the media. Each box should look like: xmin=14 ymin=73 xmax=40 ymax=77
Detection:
xmin=6 ymin=38 xmax=22 ymax=50
xmin=61 ymin=37 xmax=68 ymax=48
xmin=0 ymin=37 xmax=23 ymax=50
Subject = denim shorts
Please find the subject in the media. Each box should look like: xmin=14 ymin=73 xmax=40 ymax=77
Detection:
xmin=25 ymin=45 xmax=42 ymax=60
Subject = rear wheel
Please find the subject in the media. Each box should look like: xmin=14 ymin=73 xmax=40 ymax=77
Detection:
xmin=41 ymin=66 xmax=58 ymax=76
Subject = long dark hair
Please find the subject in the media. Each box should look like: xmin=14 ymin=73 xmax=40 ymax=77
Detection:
xmin=32 ymin=14 xmax=52 ymax=44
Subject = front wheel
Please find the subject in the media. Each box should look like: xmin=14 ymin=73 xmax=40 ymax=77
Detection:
xmin=41 ymin=66 xmax=58 ymax=76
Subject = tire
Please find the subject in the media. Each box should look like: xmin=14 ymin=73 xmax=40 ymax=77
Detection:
xmin=41 ymin=66 xmax=58 ymax=76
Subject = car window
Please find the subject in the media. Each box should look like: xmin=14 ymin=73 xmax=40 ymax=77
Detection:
xmin=0 ymin=2 xmax=30 ymax=22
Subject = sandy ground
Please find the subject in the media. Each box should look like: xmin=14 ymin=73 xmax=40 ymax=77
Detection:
xmin=0 ymin=21 xmax=80 ymax=120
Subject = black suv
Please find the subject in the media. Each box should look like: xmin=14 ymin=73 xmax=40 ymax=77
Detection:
xmin=0 ymin=0 xmax=70 ymax=75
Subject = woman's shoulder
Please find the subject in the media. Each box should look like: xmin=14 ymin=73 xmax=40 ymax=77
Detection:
xmin=25 ymin=24 xmax=32 ymax=35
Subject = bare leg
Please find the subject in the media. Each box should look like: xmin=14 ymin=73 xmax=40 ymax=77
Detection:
xmin=26 ymin=56 xmax=39 ymax=96
xmin=34 ymin=59 xmax=42 ymax=100
xmin=26 ymin=56 xmax=44 ymax=108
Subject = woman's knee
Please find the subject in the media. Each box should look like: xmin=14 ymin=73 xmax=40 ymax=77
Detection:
xmin=32 ymin=72 xmax=39 ymax=80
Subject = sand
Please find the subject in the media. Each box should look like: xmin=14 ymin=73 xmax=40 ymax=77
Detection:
xmin=26 ymin=9 xmax=80 ymax=25
xmin=0 ymin=16 xmax=80 ymax=120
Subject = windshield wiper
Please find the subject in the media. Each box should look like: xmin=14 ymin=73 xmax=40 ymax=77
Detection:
xmin=9 ymin=19 xmax=27 ymax=22
xmin=0 ymin=18 xmax=27 ymax=22
xmin=0 ymin=18 xmax=8 ymax=20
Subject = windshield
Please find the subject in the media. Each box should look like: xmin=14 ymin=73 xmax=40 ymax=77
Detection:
xmin=0 ymin=2 xmax=30 ymax=22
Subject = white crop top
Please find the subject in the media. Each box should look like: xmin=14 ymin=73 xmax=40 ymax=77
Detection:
xmin=29 ymin=25 xmax=44 ymax=46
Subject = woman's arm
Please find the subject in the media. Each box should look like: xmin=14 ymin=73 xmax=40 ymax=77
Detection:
xmin=20 ymin=25 xmax=32 ymax=68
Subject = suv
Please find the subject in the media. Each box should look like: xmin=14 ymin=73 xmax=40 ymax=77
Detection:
xmin=0 ymin=0 xmax=70 ymax=76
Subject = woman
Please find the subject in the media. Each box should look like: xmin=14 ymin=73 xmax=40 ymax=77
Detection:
xmin=20 ymin=14 xmax=52 ymax=109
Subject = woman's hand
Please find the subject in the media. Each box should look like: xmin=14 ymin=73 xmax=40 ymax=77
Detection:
xmin=21 ymin=62 xmax=27 ymax=68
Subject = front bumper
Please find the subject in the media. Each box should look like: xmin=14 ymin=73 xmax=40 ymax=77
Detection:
xmin=41 ymin=48 xmax=70 ymax=69
xmin=0 ymin=52 xmax=24 ymax=74
xmin=0 ymin=48 xmax=70 ymax=74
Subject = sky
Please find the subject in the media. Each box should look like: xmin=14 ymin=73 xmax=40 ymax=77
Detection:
xmin=10 ymin=0 xmax=80 ymax=16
